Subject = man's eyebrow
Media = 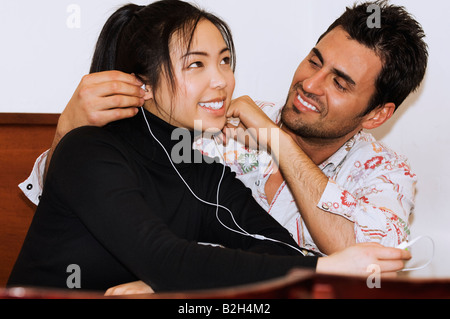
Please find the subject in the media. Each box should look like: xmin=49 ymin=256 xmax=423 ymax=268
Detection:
xmin=312 ymin=47 xmax=356 ymax=87
xmin=182 ymin=47 xmax=230 ymax=58
xmin=312 ymin=47 xmax=324 ymax=64
xmin=332 ymin=67 xmax=356 ymax=87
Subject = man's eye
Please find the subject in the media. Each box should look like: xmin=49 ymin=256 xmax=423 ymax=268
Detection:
xmin=334 ymin=79 xmax=347 ymax=92
xmin=308 ymin=58 xmax=321 ymax=68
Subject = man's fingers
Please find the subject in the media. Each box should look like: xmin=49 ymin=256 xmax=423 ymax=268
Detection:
xmin=363 ymin=244 xmax=412 ymax=273
xmin=81 ymin=70 xmax=143 ymax=87
xmin=375 ymin=259 xmax=408 ymax=273
xmin=102 ymin=95 xmax=145 ymax=110
xmin=376 ymin=246 xmax=412 ymax=261
xmin=78 ymin=71 xmax=146 ymax=104
xmin=90 ymin=80 xmax=146 ymax=100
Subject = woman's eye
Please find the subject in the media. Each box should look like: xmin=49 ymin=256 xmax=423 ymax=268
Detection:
xmin=188 ymin=61 xmax=203 ymax=68
xmin=220 ymin=57 xmax=231 ymax=65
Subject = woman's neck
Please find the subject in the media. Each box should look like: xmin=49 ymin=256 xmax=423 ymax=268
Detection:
xmin=144 ymin=101 xmax=181 ymax=128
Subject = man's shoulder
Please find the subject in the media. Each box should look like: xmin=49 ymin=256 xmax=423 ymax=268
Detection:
xmin=345 ymin=131 xmax=414 ymax=173
xmin=351 ymin=132 xmax=403 ymax=156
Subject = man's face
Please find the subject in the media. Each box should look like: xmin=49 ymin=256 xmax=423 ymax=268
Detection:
xmin=281 ymin=27 xmax=383 ymax=141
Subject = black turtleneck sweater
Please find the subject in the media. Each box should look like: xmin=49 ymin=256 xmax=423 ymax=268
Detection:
xmin=8 ymin=109 xmax=317 ymax=292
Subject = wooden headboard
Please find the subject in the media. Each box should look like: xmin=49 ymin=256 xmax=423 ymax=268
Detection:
xmin=0 ymin=113 xmax=59 ymax=287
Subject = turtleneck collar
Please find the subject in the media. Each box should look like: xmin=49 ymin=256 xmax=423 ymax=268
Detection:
xmin=107 ymin=108 xmax=197 ymax=167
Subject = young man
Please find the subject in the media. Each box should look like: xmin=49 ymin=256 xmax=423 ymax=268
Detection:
xmin=212 ymin=1 xmax=427 ymax=256
xmin=21 ymin=1 xmax=427 ymax=257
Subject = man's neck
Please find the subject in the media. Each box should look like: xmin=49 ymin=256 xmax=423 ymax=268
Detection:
xmin=281 ymin=125 xmax=359 ymax=165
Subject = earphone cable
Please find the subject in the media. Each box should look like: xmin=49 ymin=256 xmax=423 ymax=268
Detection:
xmin=141 ymin=108 xmax=304 ymax=255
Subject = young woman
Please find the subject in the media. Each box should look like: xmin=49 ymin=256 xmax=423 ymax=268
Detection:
xmin=8 ymin=0 xmax=409 ymax=293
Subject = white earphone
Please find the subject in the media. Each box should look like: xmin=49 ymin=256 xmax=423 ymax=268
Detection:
xmin=396 ymin=235 xmax=435 ymax=272
xmin=140 ymin=108 xmax=305 ymax=255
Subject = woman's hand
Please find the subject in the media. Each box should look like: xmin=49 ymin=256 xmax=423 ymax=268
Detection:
xmin=104 ymin=280 xmax=154 ymax=296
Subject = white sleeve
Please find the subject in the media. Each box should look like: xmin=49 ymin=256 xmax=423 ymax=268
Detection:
xmin=18 ymin=150 xmax=49 ymax=206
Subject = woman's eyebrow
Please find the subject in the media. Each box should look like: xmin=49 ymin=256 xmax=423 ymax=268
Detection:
xmin=182 ymin=47 xmax=230 ymax=58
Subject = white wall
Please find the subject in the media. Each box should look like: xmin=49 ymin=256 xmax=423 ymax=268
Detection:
xmin=1 ymin=0 xmax=448 ymax=278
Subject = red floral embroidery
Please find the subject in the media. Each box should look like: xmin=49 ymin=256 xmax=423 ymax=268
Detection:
xmin=341 ymin=191 xmax=357 ymax=207
xmin=360 ymin=196 xmax=370 ymax=204
xmin=364 ymin=156 xmax=384 ymax=170
xmin=399 ymin=163 xmax=416 ymax=178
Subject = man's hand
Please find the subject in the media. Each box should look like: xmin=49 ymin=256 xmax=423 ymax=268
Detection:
xmin=316 ymin=243 xmax=411 ymax=278
xmin=45 ymin=71 xmax=149 ymax=180
xmin=223 ymin=96 xmax=280 ymax=153
xmin=57 ymin=70 xmax=148 ymax=140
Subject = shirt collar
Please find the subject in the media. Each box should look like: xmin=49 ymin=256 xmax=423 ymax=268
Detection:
xmin=318 ymin=131 xmax=362 ymax=174
xmin=271 ymin=101 xmax=361 ymax=175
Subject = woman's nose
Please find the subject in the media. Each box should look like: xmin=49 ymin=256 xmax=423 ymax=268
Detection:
xmin=210 ymin=68 xmax=227 ymax=89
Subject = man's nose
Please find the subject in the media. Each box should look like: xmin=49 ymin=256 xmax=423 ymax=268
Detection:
xmin=302 ymin=69 xmax=326 ymax=96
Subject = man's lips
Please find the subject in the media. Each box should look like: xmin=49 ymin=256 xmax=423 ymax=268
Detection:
xmin=293 ymin=92 xmax=320 ymax=113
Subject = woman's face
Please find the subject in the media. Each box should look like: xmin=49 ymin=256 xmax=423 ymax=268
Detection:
xmin=146 ymin=19 xmax=235 ymax=133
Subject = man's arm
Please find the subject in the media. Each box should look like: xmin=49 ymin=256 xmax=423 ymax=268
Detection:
xmin=223 ymin=96 xmax=360 ymax=255
xmin=104 ymin=242 xmax=411 ymax=296
xmin=277 ymin=135 xmax=416 ymax=254
xmin=276 ymin=133 xmax=356 ymax=254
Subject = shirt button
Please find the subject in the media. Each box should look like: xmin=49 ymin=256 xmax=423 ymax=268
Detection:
xmin=255 ymin=180 xmax=261 ymax=186
xmin=26 ymin=184 xmax=33 ymax=190
xmin=321 ymin=203 xmax=329 ymax=210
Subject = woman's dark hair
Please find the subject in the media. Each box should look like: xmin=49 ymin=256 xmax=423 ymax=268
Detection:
xmin=90 ymin=0 xmax=235 ymax=105
xmin=317 ymin=0 xmax=428 ymax=115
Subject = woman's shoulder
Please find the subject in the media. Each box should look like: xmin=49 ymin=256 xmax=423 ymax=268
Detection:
xmin=55 ymin=125 xmax=128 ymax=161
xmin=61 ymin=125 xmax=115 ymax=147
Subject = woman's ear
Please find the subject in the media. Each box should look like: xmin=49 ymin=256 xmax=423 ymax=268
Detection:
xmin=143 ymin=84 xmax=153 ymax=100
xmin=136 ymin=74 xmax=153 ymax=100
xmin=362 ymin=102 xmax=395 ymax=130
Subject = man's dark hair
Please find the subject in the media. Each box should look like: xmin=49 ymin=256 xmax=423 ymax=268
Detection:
xmin=318 ymin=0 xmax=428 ymax=114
